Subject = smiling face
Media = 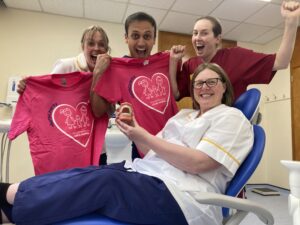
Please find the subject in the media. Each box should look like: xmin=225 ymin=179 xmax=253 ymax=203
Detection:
xmin=82 ymin=31 xmax=109 ymax=71
xmin=125 ymin=20 xmax=156 ymax=58
xmin=192 ymin=19 xmax=221 ymax=62
xmin=193 ymin=68 xmax=226 ymax=114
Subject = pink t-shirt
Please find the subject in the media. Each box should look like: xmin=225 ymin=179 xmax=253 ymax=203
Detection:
xmin=178 ymin=47 xmax=276 ymax=100
xmin=94 ymin=52 xmax=178 ymax=154
xmin=9 ymin=72 xmax=108 ymax=175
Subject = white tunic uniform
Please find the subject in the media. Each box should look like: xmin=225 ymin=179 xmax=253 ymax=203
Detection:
xmin=51 ymin=53 xmax=89 ymax=74
xmin=125 ymin=104 xmax=254 ymax=225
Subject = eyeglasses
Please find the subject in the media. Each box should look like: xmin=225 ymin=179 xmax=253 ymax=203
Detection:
xmin=193 ymin=78 xmax=223 ymax=89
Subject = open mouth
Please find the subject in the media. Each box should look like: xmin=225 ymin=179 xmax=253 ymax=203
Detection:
xmin=135 ymin=49 xmax=147 ymax=58
xmin=91 ymin=54 xmax=98 ymax=64
xmin=200 ymin=93 xmax=213 ymax=98
xmin=196 ymin=44 xmax=205 ymax=52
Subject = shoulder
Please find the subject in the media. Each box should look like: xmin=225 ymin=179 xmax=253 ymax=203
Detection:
xmin=51 ymin=57 xmax=77 ymax=74
xmin=177 ymin=108 xmax=195 ymax=116
xmin=183 ymin=57 xmax=202 ymax=71
xmin=217 ymin=47 xmax=254 ymax=56
xmin=55 ymin=56 xmax=76 ymax=65
xmin=205 ymin=105 xmax=249 ymax=123
xmin=184 ymin=56 xmax=202 ymax=65
xmin=169 ymin=109 xmax=196 ymax=121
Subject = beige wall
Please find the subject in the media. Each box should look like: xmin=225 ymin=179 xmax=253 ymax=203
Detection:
xmin=239 ymin=39 xmax=293 ymax=188
xmin=0 ymin=8 xmax=158 ymax=182
xmin=0 ymin=8 xmax=292 ymax=188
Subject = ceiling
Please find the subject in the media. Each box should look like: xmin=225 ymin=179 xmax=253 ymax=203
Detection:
xmin=3 ymin=0 xmax=299 ymax=44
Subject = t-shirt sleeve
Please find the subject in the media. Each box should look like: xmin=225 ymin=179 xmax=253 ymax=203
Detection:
xmin=177 ymin=60 xmax=191 ymax=99
xmin=196 ymin=112 xmax=254 ymax=176
xmin=93 ymin=65 xmax=122 ymax=103
xmin=8 ymin=90 xmax=32 ymax=140
xmin=230 ymin=47 xmax=276 ymax=84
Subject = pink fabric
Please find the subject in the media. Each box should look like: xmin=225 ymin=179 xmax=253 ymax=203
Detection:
xmin=178 ymin=47 xmax=276 ymax=100
xmin=9 ymin=72 xmax=108 ymax=175
xmin=94 ymin=52 xmax=178 ymax=156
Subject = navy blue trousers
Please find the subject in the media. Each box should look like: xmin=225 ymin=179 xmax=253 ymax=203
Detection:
xmin=12 ymin=162 xmax=188 ymax=225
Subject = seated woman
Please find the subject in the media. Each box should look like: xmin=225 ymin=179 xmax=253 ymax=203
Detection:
xmin=0 ymin=63 xmax=254 ymax=225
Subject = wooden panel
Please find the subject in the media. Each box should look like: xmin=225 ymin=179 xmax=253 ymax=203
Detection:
xmin=291 ymin=27 xmax=300 ymax=161
xmin=158 ymin=31 xmax=194 ymax=110
xmin=291 ymin=28 xmax=300 ymax=68
xmin=158 ymin=31 xmax=196 ymax=62
xmin=291 ymin=66 xmax=300 ymax=161
xmin=158 ymin=31 xmax=237 ymax=109
xmin=221 ymin=39 xmax=237 ymax=49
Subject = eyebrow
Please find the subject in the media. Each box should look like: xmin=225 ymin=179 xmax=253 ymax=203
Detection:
xmin=195 ymin=77 xmax=219 ymax=81
xmin=131 ymin=30 xmax=153 ymax=34
xmin=193 ymin=28 xmax=210 ymax=32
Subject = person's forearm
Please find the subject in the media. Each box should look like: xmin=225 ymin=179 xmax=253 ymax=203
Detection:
xmin=133 ymin=140 xmax=151 ymax=155
xmin=90 ymin=65 xmax=114 ymax=117
xmin=169 ymin=58 xmax=180 ymax=100
xmin=142 ymin=134 xmax=220 ymax=174
xmin=274 ymin=16 xmax=299 ymax=70
xmin=90 ymin=91 xmax=111 ymax=118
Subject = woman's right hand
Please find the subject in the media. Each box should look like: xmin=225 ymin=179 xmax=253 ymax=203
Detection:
xmin=93 ymin=53 xmax=111 ymax=76
xmin=17 ymin=78 xmax=27 ymax=94
xmin=170 ymin=45 xmax=185 ymax=62
xmin=91 ymin=53 xmax=111 ymax=90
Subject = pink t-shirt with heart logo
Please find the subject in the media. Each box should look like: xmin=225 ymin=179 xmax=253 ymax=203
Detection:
xmin=9 ymin=72 xmax=108 ymax=175
xmin=94 ymin=52 xmax=179 ymax=156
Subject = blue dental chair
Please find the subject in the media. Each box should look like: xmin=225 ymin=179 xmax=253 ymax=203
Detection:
xmin=55 ymin=88 xmax=274 ymax=225
xmin=233 ymin=88 xmax=261 ymax=122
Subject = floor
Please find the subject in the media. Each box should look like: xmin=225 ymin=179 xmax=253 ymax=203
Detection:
xmin=241 ymin=184 xmax=292 ymax=225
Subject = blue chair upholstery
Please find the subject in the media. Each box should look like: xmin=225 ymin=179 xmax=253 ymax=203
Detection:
xmin=233 ymin=88 xmax=261 ymax=122
xmin=55 ymin=88 xmax=269 ymax=225
xmin=222 ymin=124 xmax=265 ymax=218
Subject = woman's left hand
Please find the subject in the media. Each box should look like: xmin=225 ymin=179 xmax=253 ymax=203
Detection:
xmin=282 ymin=0 xmax=300 ymax=19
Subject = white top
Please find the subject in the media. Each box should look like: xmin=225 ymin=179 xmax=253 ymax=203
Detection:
xmin=51 ymin=53 xmax=89 ymax=74
xmin=125 ymin=104 xmax=254 ymax=225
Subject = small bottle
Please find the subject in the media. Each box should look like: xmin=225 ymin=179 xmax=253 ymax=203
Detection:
xmin=12 ymin=80 xmax=16 ymax=92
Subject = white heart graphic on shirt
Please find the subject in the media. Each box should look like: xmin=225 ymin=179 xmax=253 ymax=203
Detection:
xmin=132 ymin=73 xmax=170 ymax=114
xmin=52 ymin=102 xmax=94 ymax=147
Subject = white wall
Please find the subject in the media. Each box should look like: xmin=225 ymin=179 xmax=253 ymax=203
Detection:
xmin=239 ymin=39 xmax=293 ymax=188
xmin=0 ymin=8 xmax=293 ymax=188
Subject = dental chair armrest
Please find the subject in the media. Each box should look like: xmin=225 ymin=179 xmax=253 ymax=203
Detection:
xmin=195 ymin=192 xmax=274 ymax=225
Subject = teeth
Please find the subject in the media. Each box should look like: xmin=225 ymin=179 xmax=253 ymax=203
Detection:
xmin=200 ymin=94 xmax=212 ymax=98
